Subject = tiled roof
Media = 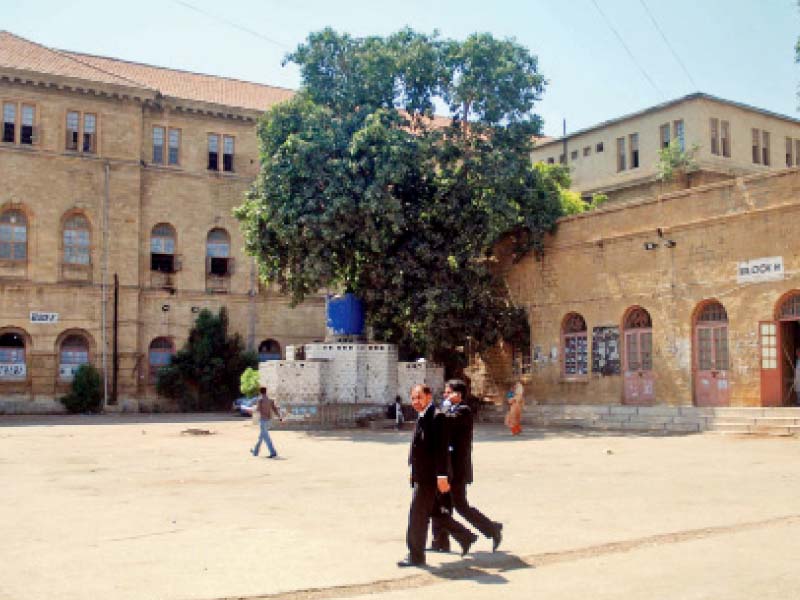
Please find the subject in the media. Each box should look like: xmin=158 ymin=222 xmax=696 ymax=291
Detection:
xmin=0 ymin=30 xmax=140 ymax=88
xmin=0 ymin=31 xmax=294 ymax=111
xmin=61 ymin=51 xmax=295 ymax=111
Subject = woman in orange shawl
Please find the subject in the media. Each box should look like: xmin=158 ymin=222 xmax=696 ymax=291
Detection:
xmin=504 ymin=381 xmax=524 ymax=436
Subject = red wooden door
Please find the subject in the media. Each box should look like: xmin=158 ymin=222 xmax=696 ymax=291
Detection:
xmin=624 ymin=328 xmax=654 ymax=404
xmin=759 ymin=321 xmax=781 ymax=406
xmin=695 ymin=323 xmax=730 ymax=406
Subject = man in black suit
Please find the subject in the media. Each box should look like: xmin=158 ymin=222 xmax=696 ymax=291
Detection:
xmin=435 ymin=379 xmax=503 ymax=552
xmin=398 ymin=384 xmax=478 ymax=568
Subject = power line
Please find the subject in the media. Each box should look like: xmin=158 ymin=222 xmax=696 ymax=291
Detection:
xmin=589 ymin=0 xmax=665 ymax=99
xmin=169 ymin=0 xmax=290 ymax=50
xmin=638 ymin=0 xmax=698 ymax=90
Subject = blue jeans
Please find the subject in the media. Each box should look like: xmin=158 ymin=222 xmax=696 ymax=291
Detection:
xmin=253 ymin=419 xmax=277 ymax=456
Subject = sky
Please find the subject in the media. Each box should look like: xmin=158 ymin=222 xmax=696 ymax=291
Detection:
xmin=4 ymin=0 xmax=799 ymax=137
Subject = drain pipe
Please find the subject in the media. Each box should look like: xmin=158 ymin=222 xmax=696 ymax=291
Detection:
xmin=113 ymin=273 xmax=119 ymax=405
xmin=101 ymin=161 xmax=110 ymax=411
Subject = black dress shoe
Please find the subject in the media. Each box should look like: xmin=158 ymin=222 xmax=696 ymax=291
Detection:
xmin=429 ymin=543 xmax=450 ymax=553
xmin=491 ymin=523 xmax=503 ymax=552
xmin=397 ymin=556 xmax=426 ymax=568
xmin=459 ymin=533 xmax=479 ymax=557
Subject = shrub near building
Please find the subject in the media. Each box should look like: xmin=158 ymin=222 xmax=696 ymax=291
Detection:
xmin=60 ymin=365 xmax=102 ymax=414
xmin=157 ymin=308 xmax=257 ymax=411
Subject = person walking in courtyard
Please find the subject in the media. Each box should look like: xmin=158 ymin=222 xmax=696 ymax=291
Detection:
xmin=439 ymin=379 xmax=503 ymax=552
xmin=505 ymin=380 xmax=525 ymax=436
xmin=398 ymin=384 xmax=477 ymax=568
xmin=251 ymin=386 xmax=282 ymax=458
xmin=394 ymin=396 xmax=405 ymax=430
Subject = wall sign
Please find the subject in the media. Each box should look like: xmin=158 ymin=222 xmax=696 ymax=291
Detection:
xmin=737 ymin=256 xmax=784 ymax=283
xmin=30 ymin=312 xmax=58 ymax=324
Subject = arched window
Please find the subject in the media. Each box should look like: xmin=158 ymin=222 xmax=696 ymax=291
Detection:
xmin=698 ymin=302 xmax=728 ymax=324
xmin=63 ymin=214 xmax=91 ymax=264
xmin=258 ymin=339 xmax=282 ymax=361
xmin=0 ymin=331 xmax=26 ymax=379
xmin=59 ymin=334 xmax=89 ymax=380
xmin=624 ymin=307 xmax=652 ymax=330
xmin=148 ymin=337 xmax=175 ymax=381
xmin=151 ymin=223 xmax=176 ymax=273
xmin=778 ymin=293 xmax=800 ymax=320
xmin=562 ymin=313 xmax=588 ymax=376
xmin=206 ymin=228 xmax=231 ymax=276
xmin=0 ymin=210 xmax=27 ymax=260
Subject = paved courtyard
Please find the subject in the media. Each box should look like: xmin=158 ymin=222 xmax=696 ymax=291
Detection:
xmin=1 ymin=414 xmax=799 ymax=600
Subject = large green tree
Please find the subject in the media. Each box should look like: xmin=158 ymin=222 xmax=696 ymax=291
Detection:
xmin=157 ymin=308 xmax=257 ymax=411
xmin=236 ymin=29 xmax=563 ymax=358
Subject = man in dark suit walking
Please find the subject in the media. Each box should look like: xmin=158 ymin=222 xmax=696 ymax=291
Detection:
xmin=398 ymin=384 xmax=478 ymax=568
xmin=434 ymin=379 xmax=503 ymax=552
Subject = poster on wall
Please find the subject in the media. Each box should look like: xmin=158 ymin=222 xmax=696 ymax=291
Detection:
xmin=0 ymin=363 xmax=26 ymax=378
xmin=592 ymin=326 xmax=620 ymax=375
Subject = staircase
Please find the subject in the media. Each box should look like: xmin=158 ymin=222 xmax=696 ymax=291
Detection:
xmin=704 ymin=407 xmax=800 ymax=436
xmin=477 ymin=404 xmax=800 ymax=437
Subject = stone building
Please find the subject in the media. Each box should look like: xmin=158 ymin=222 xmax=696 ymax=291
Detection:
xmin=531 ymin=93 xmax=800 ymax=204
xmin=0 ymin=31 xmax=325 ymax=412
xmin=495 ymin=168 xmax=800 ymax=408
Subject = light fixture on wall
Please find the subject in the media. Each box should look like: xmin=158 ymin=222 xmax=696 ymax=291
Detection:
xmin=664 ymin=239 xmax=677 ymax=248
xmin=644 ymin=241 xmax=658 ymax=250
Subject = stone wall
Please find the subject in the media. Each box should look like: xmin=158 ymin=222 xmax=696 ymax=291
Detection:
xmin=396 ymin=361 xmax=445 ymax=402
xmin=260 ymin=360 xmax=328 ymax=404
xmin=260 ymin=343 xmax=445 ymax=405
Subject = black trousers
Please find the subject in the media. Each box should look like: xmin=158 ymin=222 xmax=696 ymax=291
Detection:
xmin=433 ymin=481 xmax=497 ymax=545
xmin=407 ymin=481 xmax=474 ymax=562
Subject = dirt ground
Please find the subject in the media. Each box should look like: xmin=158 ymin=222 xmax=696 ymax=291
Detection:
xmin=1 ymin=414 xmax=799 ymax=600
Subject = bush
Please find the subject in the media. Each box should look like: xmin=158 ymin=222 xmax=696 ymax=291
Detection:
xmin=61 ymin=364 xmax=103 ymax=413
xmin=156 ymin=308 xmax=258 ymax=411
xmin=240 ymin=367 xmax=260 ymax=398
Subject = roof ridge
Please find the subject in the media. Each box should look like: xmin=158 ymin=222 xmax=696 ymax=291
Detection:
xmin=50 ymin=47 xmax=156 ymax=91
xmin=0 ymin=30 xmax=150 ymax=90
xmin=534 ymin=92 xmax=800 ymax=146
xmin=61 ymin=48 xmax=296 ymax=94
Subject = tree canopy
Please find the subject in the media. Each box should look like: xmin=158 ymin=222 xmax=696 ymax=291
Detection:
xmin=235 ymin=28 xmax=564 ymax=358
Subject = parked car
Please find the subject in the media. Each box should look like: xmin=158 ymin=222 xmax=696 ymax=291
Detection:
xmin=232 ymin=396 xmax=258 ymax=417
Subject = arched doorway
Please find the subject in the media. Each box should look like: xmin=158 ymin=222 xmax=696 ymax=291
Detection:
xmin=761 ymin=292 xmax=800 ymax=406
xmin=258 ymin=339 xmax=282 ymax=362
xmin=693 ymin=301 xmax=729 ymax=406
xmin=623 ymin=306 xmax=654 ymax=405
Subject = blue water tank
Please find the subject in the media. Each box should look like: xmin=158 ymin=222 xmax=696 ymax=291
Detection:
xmin=326 ymin=293 xmax=365 ymax=336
